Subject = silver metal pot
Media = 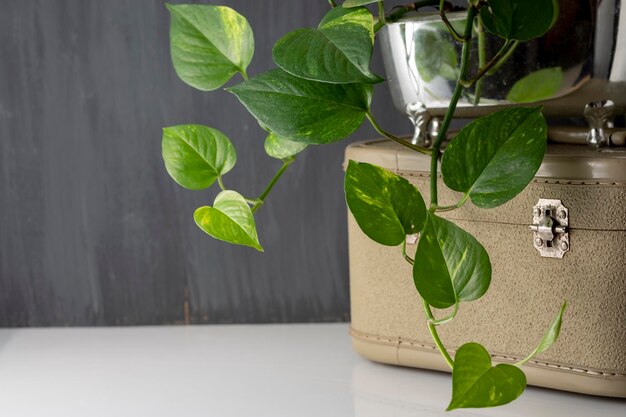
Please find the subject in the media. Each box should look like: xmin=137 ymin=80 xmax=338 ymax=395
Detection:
xmin=380 ymin=0 xmax=626 ymax=146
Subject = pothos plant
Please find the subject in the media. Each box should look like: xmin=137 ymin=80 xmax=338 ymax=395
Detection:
xmin=162 ymin=0 xmax=566 ymax=410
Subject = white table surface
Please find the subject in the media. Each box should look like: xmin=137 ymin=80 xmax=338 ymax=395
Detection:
xmin=0 ymin=323 xmax=623 ymax=416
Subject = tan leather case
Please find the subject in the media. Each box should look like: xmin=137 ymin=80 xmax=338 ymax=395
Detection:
xmin=345 ymin=139 xmax=626 ymax=398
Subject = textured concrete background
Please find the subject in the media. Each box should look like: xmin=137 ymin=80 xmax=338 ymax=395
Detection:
xmin=0 ymin=0 xmax=414 ymax=326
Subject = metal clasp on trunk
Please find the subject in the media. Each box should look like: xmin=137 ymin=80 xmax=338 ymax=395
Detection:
xmin=529 ymin=199 xmax=570 ymax=258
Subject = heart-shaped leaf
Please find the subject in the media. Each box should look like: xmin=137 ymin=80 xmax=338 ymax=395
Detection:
xmin=448 ymin=342 xmax=526 ymax=410
xmin=162 ymin=125 xmax=236 ymax=190
xmin=264 ymin=132 xmax=308 ymax=160
xmin=480 ymin=0 xmax=557 ymax=41
xmin=167 ymin=4 xmax=254 ymax=91
xmin=345 ymin=161 xmax=427 ymax=246
xmin=506 ymin=67 xmax=563 ymax=103
xmin=227 ymin=68 xmax=372 ymax=144
xmin=342 ymin=0 xmax=379 ymax=7
xmin=194 ymin=190 xmax=262 ymax=251
xmin=441 ymin=107 xmax=547 ymax=208
xmin=413 ymin=214 xmax=491 ymax=309
xmin=273 ymin=6 xmax=381 ymax=84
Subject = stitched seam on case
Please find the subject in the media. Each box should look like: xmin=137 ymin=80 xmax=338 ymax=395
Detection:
xmin=350 ymin=328 xmax=626 ymax=377
xmin=393 ymin=171 xmax=626 ymax=186
xmin=388 ymin=172 xmax=626 ymax=231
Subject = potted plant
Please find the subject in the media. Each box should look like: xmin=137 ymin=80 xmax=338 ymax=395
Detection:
xmin=161 ymin=0 xmax=566 ymax=410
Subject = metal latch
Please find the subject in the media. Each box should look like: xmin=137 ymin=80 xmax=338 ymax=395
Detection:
xmin=529 ymin=199 xmax=570 ymax=258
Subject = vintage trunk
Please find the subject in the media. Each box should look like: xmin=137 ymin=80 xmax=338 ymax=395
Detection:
xmin=345 ymin=139 xmax=626 ymax=398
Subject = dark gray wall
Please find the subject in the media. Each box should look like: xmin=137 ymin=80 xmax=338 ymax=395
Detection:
xmin=0 ymin=0 xmax=411 ymax=326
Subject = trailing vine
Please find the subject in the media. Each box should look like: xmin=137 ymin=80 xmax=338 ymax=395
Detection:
xmin=162 ymin=0 xmax=566 ymax=410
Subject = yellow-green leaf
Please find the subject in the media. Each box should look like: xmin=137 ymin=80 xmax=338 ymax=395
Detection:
xmin=342 ymin=0 xmax=379 ymax=7
xmin=448 ymin=343 xmax=526 ymax=410
xmin=162 ymin=125 xmax=236 ymax=190
xmin=167 ymin=4 xmax=254 ymax=91
xmin=506 ymin=67 xmax=563 ymax=103
xmin=264 ymin=132 xmax=307 ymax=160
xmin=518 ymin=302 xmax=567 ymax=364
xmin=194 ymin=190 xmax=262 ymax=251
xmin=345 ymin=161 xmax=427 ymax=246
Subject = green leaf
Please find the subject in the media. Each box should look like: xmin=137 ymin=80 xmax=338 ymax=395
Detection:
xmin=273 ymin=6 xmax=381 ymax=84
xmin=414 ymin=30 xmax=458 ymax=82
xmin=342 ymin=0 xmax=379 ymax=7
xmin=506 ymin=67 xmax=563 ymax=103
xmin=549 ymin=0 xmax=560 ymax=30
xmin=345 ymin=161 xmax=427 ymax=246
xmin=448 ymin=343 xmax=526 ymax=410
xmin=194 ymin=190 xmax=262 ymax=251
xmin=166 ymin=4 xmax=254 ymax=91
xmin=480 ymin=0 xmax=557 ymax=41
xmin=227 ymin=68 xmax=372 ymax=144
xmin=413 ymin=214 xmax=491 ymax=309
xmin=520 ymin=301 xmax=567 ymax=363
xmin=264 ymin=132 xmax=308 ymax=160
xmin=441 ymin=107 xmax=547 ymax=208
xmin=162 ymin=125 xmax=236 ymax=190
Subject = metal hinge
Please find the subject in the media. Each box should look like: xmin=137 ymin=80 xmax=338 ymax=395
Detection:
xmin=529 ymin=199 xmax=570 ymax=258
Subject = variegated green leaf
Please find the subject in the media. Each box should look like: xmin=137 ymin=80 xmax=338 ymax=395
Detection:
xmin=413 ymin=214 xmax=491 ymax=309
xmin=345 ymin=161 xmax=427 ymax=246
xmin=448 ymin=343 xmax=526 ymax=410
xmin=441 ymin=107 xmax=547 ymax=208
xmin=273 ymin=6 xmax=381 ymax=84
xmin=167 ymin=4 xmax=254 ymax=90
xmin=194 ymin=190 xmax=262 ymax=251
xmin=342 ymin=0 xmax=379 ymax=7
xmin=162 ymin=125 xmax=236 ymax=190
xmin=227 ymin=68 xmax=372 ymax=144
xmin=264 ymin=132 xmax=308 ymax=160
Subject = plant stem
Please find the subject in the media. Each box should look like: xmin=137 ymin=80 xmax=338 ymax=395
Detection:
xmin=217 ymin=176 xmax=226 ymax=191
xmin=473 ymin=17 xmax=486 ymax=105
xmin=427 ymin=301 xmax=458 ymax=325
xmin=402 ymin=240 xmax=453 ymax=367
xmin=515 ymin=353 xmax=535 ymax=367
xmin=327 ymin=0 xmax=337 ymax=7
xmin=366 ymin=111 xmax=432 ymax=155
xmin=486 ymin=40 xmax=519 ymax=76
xmin=430 ymin=194 xmax=469 ymax=213
xmin=377 ymin=2 xmax=386 ymax=26
xmin=440 ymin=11 xmax=467 ymax=42
xmin=402 ymin=238 xmax=415 ymax=265
xmin=240 ymin=69 xmax=249 ymax=81
xmin=424 ymin=301 xmax=455 ymax=369
xmin=461 ymin=39 xmax=513 ymax=88
xmin=374 ymin=0 xmax=440 ymax=32
xmin=429 ymin=6 xmax=477 ymax=208
xmin=252 ymin=158 xmax=294 ymax=213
